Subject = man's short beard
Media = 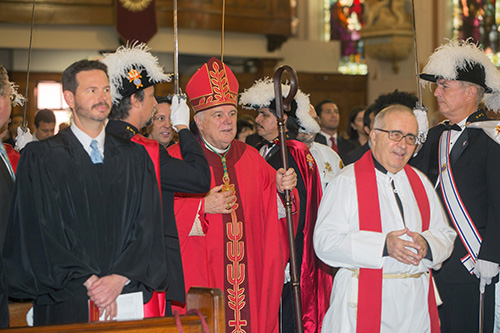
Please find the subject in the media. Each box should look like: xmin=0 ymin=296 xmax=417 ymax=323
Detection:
xmin=75 ymin=103 xmax=109 ymax=122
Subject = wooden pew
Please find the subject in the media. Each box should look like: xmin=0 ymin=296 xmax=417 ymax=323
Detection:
xmin=1 ymin=287 xmax=224 ymax=333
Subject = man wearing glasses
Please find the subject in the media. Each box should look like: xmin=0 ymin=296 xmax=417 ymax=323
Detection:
xmin=314 ymin=104 xmax=455 ymax=332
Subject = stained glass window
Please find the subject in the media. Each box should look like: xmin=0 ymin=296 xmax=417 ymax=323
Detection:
xmin=328 ymin=0 xmax=367 ymax=74
xmin=453 ymin=0 xmax=500 ymax=65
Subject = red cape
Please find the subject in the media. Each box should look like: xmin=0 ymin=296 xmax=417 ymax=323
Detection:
xmin=287 ymin=140 xmax=331 ymax=333
xmin=131 ymin=134 xmax=166 ymax=318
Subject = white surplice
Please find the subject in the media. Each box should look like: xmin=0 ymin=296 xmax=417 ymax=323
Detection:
xmin=314 ymin=164 xmax=456 ymax=333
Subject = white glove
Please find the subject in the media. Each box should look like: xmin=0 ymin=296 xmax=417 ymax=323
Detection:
xmin=15 ymin=126 xmax=32 ymax=151
xmin=170 ymin=94 xmax=190 ymax=132
xmin=474 ymin=259 xmax=499 ymax=293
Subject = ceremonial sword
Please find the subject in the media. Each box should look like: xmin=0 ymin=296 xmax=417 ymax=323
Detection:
xmin=273 ymin=65 xmax=304 ymax=333
xmin=479 ymin=289 xmax=484 ymax=332
xmin=22 ymin=0 xmax=37 ymax=132
xmin=173 ymin=0 xmax=180 ymax=95
xmin=411 ymin=0 xmax=428 ymax=144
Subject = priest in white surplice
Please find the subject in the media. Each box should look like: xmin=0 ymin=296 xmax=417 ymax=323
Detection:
xmin=314 ymin=105 xmax=456 ymax=333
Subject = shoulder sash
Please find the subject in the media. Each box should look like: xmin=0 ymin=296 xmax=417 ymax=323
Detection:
xmin=438 ymin=130 xmax=481 ymax=273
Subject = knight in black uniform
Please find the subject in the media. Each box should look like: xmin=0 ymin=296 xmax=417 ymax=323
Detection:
xmin=411 ymin=40 xmax=500 ymax=333
xmin=101 ymin=43 xmax=210 ymax=315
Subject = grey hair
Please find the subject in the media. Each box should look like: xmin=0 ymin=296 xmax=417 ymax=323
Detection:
xmin=373 ymin=104 xmax=414 ymax=129
xmin=458 ymin=80 xmax=485 ymax=105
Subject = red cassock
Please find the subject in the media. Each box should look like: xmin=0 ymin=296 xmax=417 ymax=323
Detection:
xmin=169 ymin=139 xmax=291 ymax=333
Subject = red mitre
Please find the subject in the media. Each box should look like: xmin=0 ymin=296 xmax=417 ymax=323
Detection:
xmin=186 ymin=57 xmax=239 ymax=113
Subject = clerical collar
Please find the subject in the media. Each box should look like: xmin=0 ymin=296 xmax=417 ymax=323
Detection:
xmin=372 ymin=153 xmax=401 ymax=176
xmin=71 ymin=122 xmax=106 ymax=157
xmin=202 ymin=136 xmax=230 ymax=154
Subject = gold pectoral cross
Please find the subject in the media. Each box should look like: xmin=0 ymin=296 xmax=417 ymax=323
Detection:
xmin=221 ymin=172 xmax=238 ymax=210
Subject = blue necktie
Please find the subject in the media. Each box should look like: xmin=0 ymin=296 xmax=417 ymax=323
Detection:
xmin=0 ymin=141 xmax=15 ymax=180
xmin=90 ymin=139 xmax=103 ymax=164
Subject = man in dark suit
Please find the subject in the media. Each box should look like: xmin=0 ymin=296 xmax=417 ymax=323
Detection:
xmin=411 ymin=40 xmax=500 ymax=333
xmin=315 ymin=100 xmax=354 ymax=159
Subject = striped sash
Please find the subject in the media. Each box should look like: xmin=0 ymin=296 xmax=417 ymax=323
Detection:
xmin=438 ymin=130 xmax=481 ymax=273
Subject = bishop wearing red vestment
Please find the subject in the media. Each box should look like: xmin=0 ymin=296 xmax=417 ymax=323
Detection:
xmin=169 ymin=57 xmax=297 ymax=333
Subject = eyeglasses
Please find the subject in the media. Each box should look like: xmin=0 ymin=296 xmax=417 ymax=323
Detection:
xmin=374 ymin=128 xmax=418 ymax=146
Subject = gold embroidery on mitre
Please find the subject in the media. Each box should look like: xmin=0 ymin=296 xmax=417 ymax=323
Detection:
xmin=495 ymin=125 xmax=500 ymax=136
xmin=224 ymin=177 xmax=248 ymax=332
xmin=209 ymin=62 xmax=230 ymax=103
xmin=119 ymin=0 xmax=153 ymax=12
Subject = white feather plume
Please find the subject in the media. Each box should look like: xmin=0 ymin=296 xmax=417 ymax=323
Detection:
xmin=101 ymin=41 xmax=171 ymax=105
xmin=421 ymin=39 xmax=500 ymax=112
xmin=9 ymin=82 xmax=26 ymax=107
xmin=239 ymin=77 xmax=320 ymax=134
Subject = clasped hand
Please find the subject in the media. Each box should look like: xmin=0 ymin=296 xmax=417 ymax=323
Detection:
xmin=84 ymin=274 xmax=128 ymax=321
xmin=386 ymin=228 xmax=428 ymax=266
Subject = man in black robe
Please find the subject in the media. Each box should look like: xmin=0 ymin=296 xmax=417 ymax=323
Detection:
xmin=101 ymin=43 xmax=210 ymax=315
xmin=2 ymin=59 xmax=167 ymax=326
xmin=0 ymin=64 xmax=20 ymax=328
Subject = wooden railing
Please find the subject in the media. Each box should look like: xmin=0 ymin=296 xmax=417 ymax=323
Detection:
xmin=1 ymin=287 xmax=225 ymax=333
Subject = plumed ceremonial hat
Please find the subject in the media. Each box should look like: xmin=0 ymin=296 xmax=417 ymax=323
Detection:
xmin=420 ymin=39 xmax=500 ymax=112
xmin=185 ymin=57 xmax=239 ymax=113
xmin=239 ymin=77 xmax=320 ymax=134
xmin=101 ymin=42 xmax=171 ymax=106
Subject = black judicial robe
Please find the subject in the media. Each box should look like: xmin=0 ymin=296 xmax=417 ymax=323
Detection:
xmin=0 ymin=144 xmax=17 ymax=328
xmin=106 ymin=120 xmax=210 ymax=306
xmin=3 ymin=128 xmax=167 ymax=325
